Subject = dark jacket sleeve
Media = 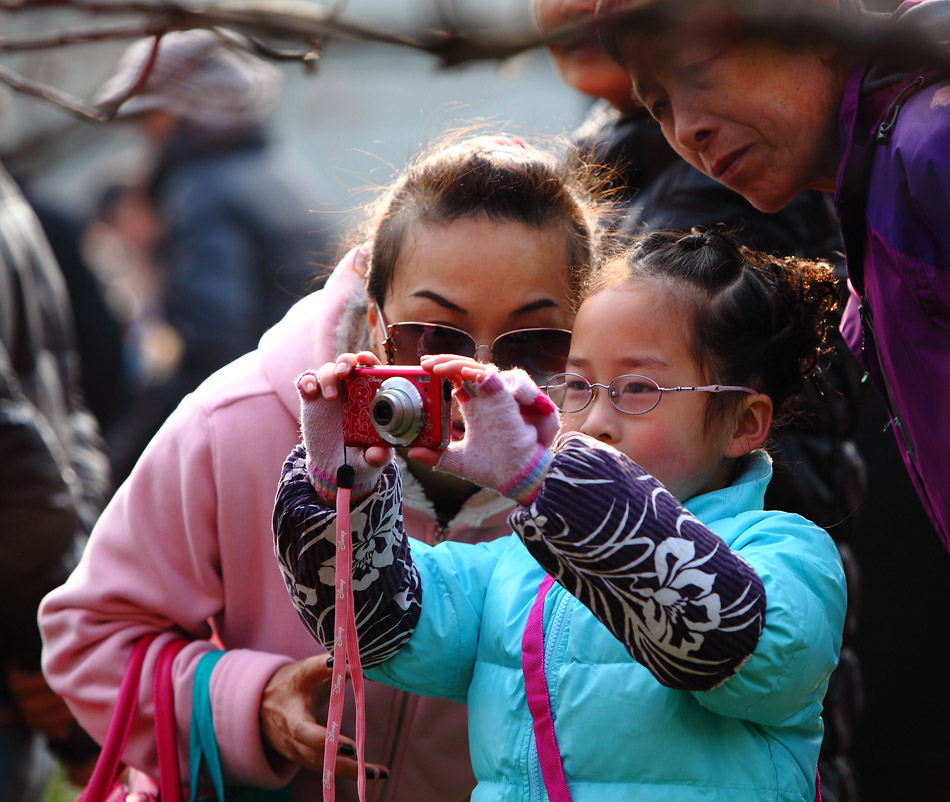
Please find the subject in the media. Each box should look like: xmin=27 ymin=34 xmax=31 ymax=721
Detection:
xmin=273 ymin=445 xmax=421 ymax=667
xmin=0 ymin=164 xmax=109 ymax=669
xmin=509 ymin=432 xmax=766 ymax=692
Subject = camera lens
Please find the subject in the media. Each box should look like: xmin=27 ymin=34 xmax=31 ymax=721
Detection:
xmin=372 ymin=399 xmax=394 ymax=427
xmin=370 ymin=377 xmax=424 ymax=446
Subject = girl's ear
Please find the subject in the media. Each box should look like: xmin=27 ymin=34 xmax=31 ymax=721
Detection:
xmin=724 ymin=394 xmax=773 ymax=458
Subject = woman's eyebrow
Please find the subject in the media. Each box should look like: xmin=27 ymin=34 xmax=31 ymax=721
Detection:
xmin=410 ymin=290 xmax=466 ymax=313
xmin=513 ymin=298 xmax=560 ymax=315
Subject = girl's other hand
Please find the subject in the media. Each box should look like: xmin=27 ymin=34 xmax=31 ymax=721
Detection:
xmin=409 ymin=354 xmax=490 ymax=466
xmin=419 ymin=353 xmax=491 ymax=385
xmin=412 ymin=361 xmax=560 ymax=504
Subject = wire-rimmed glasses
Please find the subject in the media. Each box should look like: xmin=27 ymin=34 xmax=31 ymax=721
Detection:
xmin=544 ymin=372 xmax=758 ymax=415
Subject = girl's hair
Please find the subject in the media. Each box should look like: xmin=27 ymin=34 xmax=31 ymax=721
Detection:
xmin=357 ymin=134 xmax=605 ymax=311
xmin=586 ymin=227 xmax=839 ymax=428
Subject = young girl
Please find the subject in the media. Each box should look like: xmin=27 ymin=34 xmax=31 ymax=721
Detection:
xmin=275 ymin=228 xmax=846 ymax=801
xmin=39 ymin=135 xmax=602 ymax=799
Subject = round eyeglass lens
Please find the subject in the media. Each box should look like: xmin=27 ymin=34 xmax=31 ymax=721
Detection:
xmin=610 ymin=375 xmax=662 ymax=415
xmin=544 ymin=373 xmax=592 ymax=413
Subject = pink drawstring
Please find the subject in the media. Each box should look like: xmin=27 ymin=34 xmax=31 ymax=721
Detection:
xmin=324 ymin=467 xmax=367 ymax=802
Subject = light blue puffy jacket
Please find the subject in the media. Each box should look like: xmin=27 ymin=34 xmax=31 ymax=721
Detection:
xmin=368 ymin=453 xmax=846 ymax=802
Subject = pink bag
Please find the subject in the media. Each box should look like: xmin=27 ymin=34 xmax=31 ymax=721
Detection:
xmin=79 ymin=634 xmax=188 ymax=802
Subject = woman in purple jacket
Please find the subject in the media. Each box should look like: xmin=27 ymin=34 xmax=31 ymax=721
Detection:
xmin=596 ymin=0 xmax=950 ymax=550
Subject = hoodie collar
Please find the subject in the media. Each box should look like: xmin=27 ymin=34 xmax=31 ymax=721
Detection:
xmin=258 ymin=248 xmax=369 ymax=419
xmin=683 ymin=450 xmax=772 ymax=524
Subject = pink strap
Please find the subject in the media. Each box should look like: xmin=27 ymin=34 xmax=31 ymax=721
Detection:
xmin=154 ymin=639 xmax=188 ymax=802
xmin=79 ymin=634 xmax=159 ymax=802
xmin=522 ymin=575 xmax=572 ymax=802
xmin=324 ymin=484 xmax=367 ymax=802
xmin=79 ymin=634 xmax=184 ymax=802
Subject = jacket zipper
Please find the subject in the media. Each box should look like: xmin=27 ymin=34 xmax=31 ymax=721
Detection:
xmin=376 ymin=519 xmax=447 ymax=797
xmin=876 ymin=75 xmax=924 ymax=143
xmin=859 ymin=298 xmax=916 ymax=460
xmin=432 ymin=522 xmax=450 ymax=544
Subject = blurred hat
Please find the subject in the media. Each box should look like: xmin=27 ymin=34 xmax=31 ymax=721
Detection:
xmin=95 ymin=29 xmax=283 ymax=129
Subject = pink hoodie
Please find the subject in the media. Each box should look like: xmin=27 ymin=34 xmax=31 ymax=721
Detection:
xmin=39 ymin=252 xmax=515 ymax=800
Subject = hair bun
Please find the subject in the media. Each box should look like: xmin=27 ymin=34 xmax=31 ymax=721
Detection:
xmin=676 ymin=232 xmax=708 ymax=251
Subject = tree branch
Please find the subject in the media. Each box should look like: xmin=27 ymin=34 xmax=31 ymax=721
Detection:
xmin=0 ymin=62 xmax=113 ymax=121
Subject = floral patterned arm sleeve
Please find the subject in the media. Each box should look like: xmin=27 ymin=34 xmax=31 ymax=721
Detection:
xmin=272 ymin=444 xmax=422 ymax=668
xmin=510 ymin=433 xmax=765 ymax=691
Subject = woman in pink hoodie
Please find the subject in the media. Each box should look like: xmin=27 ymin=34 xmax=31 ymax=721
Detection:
xmin=38 ymin=135 xmax=603 ymax=800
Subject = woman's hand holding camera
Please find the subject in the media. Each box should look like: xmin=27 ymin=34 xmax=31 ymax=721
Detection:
xmin=297 ymin=351 xmax=393 ymax=502
xmin=409 ymin=355 xmax=560 ymax=505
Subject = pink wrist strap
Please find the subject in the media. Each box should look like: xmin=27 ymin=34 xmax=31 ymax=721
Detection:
xmin=324 ymin=477 xmax=368 ymax=802
xmin=522 ymin=575 xmax=572 ymax=802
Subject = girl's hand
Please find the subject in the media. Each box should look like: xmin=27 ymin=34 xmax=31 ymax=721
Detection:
xmin=298 ymin=351 xmax=391 ymax=468
xmin=411 ymin=357 xmax=561 ymax=505
xmin=297 ymin=355 xmax=393 ymax=500
xmin=307 ymin=351 xmax=381 ymax=401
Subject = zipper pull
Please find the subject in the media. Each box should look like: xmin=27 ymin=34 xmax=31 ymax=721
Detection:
xmin=877 ymin=76 xmax=924 ymax=143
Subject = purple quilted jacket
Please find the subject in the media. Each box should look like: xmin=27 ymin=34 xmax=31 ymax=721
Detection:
xmin=835 ymin=0 xmax=950 ymax=549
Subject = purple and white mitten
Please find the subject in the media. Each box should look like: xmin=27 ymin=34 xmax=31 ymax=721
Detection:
xmin=297 ymin=371 xmax=390 ymax=502
xmin=435 ymin=368 xmax=559 ymax=505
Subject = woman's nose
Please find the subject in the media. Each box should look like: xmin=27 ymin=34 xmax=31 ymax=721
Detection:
xmin=473 ymin=343 xmax=491 ymax=363
xmin=672 ymin=98 xmax=713 ymax=152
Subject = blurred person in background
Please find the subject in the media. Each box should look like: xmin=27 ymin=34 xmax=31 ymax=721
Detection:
xmin=534 ymin=2 xmax=865 ymax=799
xmin=0 ymin=159 xmax=108 ymax=800
xmin=80 ymin=182 xmax=174 ymax=392
xmin=94 ymin=30 xmax=332 ymax=482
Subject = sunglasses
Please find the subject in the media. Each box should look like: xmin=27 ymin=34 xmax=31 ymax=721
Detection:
xmin=544 ymin=373 xmax=758 ymax=416
xmin=376 ymin=306 xmax=572 ymax=383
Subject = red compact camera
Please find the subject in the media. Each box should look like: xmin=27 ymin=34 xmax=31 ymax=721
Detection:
xmin=340 ymin=365 xmax=453 ymax=449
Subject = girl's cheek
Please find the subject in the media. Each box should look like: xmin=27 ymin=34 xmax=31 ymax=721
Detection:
xmin=559 ymin=412 xmax=582 ymax=433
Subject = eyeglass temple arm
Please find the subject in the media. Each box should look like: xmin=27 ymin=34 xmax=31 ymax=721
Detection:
xmin=664 ymin=384 xmax=758 ymax=394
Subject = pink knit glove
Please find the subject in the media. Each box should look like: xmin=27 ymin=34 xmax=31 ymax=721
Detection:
xmin=297 ymin=371 xmax=390 ymax=502
xmin=435 ymin=368 xmax=559 ymax=505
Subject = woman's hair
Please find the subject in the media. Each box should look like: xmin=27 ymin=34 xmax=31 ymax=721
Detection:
xmin=356 ymin=134 xmax=605 ymax=312
xmin=595 ymin=0 xmax=867 ymax=67
xmin=586 ymin=227 xmax=839 ymax=428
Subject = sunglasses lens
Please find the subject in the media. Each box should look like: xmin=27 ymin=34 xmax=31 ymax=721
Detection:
xmin=387 ymin=323 xmax=477 ymax=364
xmin=492 ymin=329 xmax=572 ymax=383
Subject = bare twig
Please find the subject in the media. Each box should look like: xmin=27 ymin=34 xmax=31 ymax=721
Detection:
xmin=211 ymin=27 xmax=323 ymax=73
xmin=1 ymin=0 xmax=949 ymax=128
xmin=0 ymin=20 xmax=175 ymax=52
xmin=94 ymin=31 xmax=163 ymax=115
xmin=0 ymin=62 xmax=113 ymax=121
